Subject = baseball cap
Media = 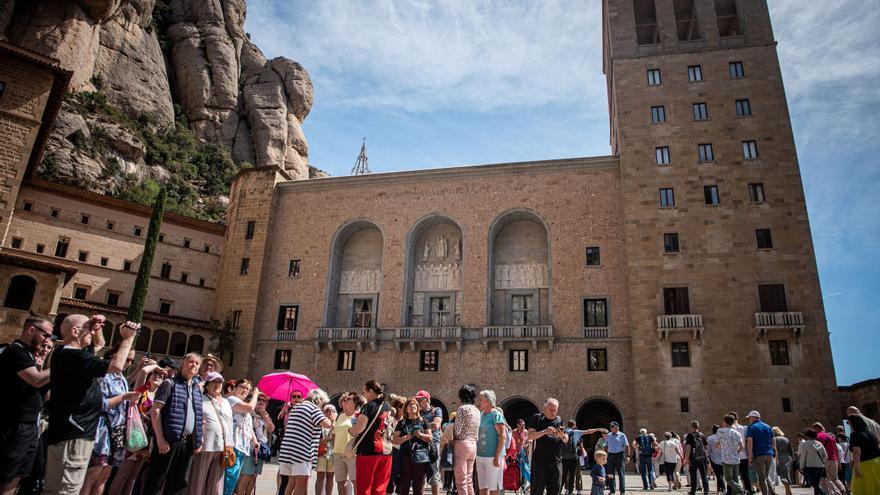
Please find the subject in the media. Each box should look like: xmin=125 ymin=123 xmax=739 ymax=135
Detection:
xmin=414 ymin=390 xmax=431 ymax=401
xmin=158 ymin=357 xmax=179 ymax=369
xmin=610 ymin=421 xmax=620 ymax=428
xmin=748 ymin=410 xmax=761 ymax=419
xmin=206 ymin=371 xmax=224 ymax=383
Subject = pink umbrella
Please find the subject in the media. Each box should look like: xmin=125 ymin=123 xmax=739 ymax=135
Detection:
xmin=257 ymin=371 xmax=319 ymax=402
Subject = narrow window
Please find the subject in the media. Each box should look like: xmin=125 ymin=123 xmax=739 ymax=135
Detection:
xmin=511 ymin=294 xmax=537 ymax=325
xmin=587 ymin=348 xmax=608 ymax=371
xmin=240 ymin=258 xmax=250 ymax=275
xmin=245 ymin=221 xmax=256 ymax=240
xmin=277 ymin=305 xmax=299 ymax=331
xmin=80 ymin=214 xmax=89 ymax=225
xmin=78 ymin=250 xmax=88 ymax=262
xmin=748 ymin=183 xmax=765 ymax=203
xmin=133 ymin=226 xmax=143 ymax=237
xmin=680 ymin=397 xmax=690 ymax=413
xmin=692 ymin=102 xmax=709 ymax=120
xmin=647 ymin=68 xmax=662 ymax=86
xmin=769 ymin=340 xmax=791 ymax=365
xmin=183 ymin=238 xmax=191 ymax=248
xmin=11 ymin=237 xmax=22 ymax=249
xmin=159 ymin=301 xmax=172 ymax=315
xmin=73 ymin=285 xmax=89 ymax=300
xmin=782 ymin=397 xmax=793 ymax=413
xmin=54 ymin=237 xmax=69 ymax=258
xmin=729 ymin=61 xmax=745 ymax=79
xmin=758 ymin=284 xmax=788 ymax=312
xmin=656 ymin=146 xmax=671 ymax=165
xmin=698 ymin=143 xmax=714 ymax=162
xmin=510 ymin=350 xmax=529 ymax=372
xmin=106 ymin=221 xmax=114 ymax=230
xmin=634 ymin=0 xmax=660 ymax=45
xmin=338 ymin=350 xmax=356 ymax=371
xmin=585 ymin=246 xmax=601 ymax=266
xmin=106 ymin=292 xmax=120 ymax=306
xmin=704 ymin=185 xmax=720 ymax=205
xmin=736 ymin=98 xmax=752 ymax=117
xmin=659 ymin=188 xmax=675 ymax=208
xmin=199 ymin=278 xmax=206 ymax=287
xmin=584 ymin=298 xmax=609 ymax=327
xmin=664 ymin=233 xmax=680 ymax=253
xmin=274 ymin=350 xmax=292 ymax=370
xmin=180 ymin=272 xmax=189 ymax=284
xmin=420 ymin=350 xmax=439 ymax=372
xmin=100 ymin=256 xmax=109 ymax=267
xmin=672 ymin=342 xmax=691 ymax=367
xmin=715 ymin=0 xmax=742 ymax=37
xmin=123 ymin=260 xmax=133 ymax=271
xmin=756 ymin=228 xmax=774 ymax=249
xmin=688 ymin=65 xmax=703 ymax=82
xmin=158 ymin=234 xmax=165 ymax=242
xmin=23 ymin=201 xmax=33 ymax=211
xmin=204 ymin=244 xmax=211 ymax=253
xmin=232 ymin=310 xmax=242 ymax=328
xmin=50 ymin=208 xmax=59 ymax=218
xmin=36 ymin=243 xmax=45 ymax=254
xmin=429 ymin=297 xmax=452 ymax=326
xmin=160 ymin=262 xmax=172 ymax=279
xmin=651 ymin=105 xmax=666 ymax=124
xmin=353 ymin=299 xmax=373 ymax=327
xmin=674 ymin=0 xmax=702 ymax=41
xmin=288 ymin=259 xmax=301 ymax=277
xmin=663 ymin=287 xmax=691 ymax=314
xmin=742 ymin=140 xmax=759 ymax=159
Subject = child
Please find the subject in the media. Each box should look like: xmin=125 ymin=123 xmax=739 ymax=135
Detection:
xmin=591 ymin=450 xmax=609 ymax=495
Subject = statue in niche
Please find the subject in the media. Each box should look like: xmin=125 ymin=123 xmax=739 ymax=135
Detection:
xmin=437 ymin=235 xmax=448 ymax=259
xmin=422 ymin=239 xmax=430 ymax=262
xmin=454 ymin=238 xmax=461 ymax=260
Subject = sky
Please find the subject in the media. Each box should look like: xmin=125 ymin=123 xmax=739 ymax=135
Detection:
xmin=245 ymin=0 xmax=880 ymax=385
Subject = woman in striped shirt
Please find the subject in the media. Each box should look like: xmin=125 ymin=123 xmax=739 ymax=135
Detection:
xmin=278 ymin=389 xmax=333 ymax=495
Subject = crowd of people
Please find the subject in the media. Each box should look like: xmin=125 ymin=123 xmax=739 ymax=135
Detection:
xmin=1 ymin=314 xmax=879 ymax=495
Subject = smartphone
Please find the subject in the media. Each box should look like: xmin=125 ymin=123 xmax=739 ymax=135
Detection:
xmin=145 ymin=351 xmax=152 ymax=359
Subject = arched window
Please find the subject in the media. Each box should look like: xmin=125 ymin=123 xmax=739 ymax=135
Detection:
xmin=4 ymin=275 xmax=36 ymax=310
xmin=135 ymin=326 xmax=152 ymax=352
xmin=324 ymin=220 xmax=384 ymax=328
xmin=169 ymin=332 xmax=187 ymax=357
xmin=187 ymin=335 xmax=205 ymax=354
xmin=150 ymin=329 xmax=169 ymax=354
xmin=402 ymin=215 xmax=464 ymax=327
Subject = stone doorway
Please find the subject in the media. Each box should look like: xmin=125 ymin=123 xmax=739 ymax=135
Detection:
xmin=575 ymin=397 xmax=624 ymax=466
xmin=500 ymin=396 xmax=540 ymax=427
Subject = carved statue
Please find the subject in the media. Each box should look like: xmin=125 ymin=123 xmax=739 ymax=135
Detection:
xmin=454 ymin=238 xmax=461 ymax=260
xmin=437 ymin=235 xmax=448 ymax=259
xmin=422 ymin=239 xmax=430 ymax=262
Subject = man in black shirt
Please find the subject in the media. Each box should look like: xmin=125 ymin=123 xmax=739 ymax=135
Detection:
xmin=0 ymin=314 xmax=54 ymax=494
xmin=43 ymin=314 xmax=138 ymax=495
xmin=528 ymin=398 xmax=569 ymax=495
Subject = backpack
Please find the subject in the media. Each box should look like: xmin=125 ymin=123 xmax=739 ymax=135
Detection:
xmin=691 ymin=432 xmax=707 ymax=461
xmin=638 ymin=434 xmax=653 ymax=457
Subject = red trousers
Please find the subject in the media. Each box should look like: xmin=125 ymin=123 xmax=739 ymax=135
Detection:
xmin=356 ymin=455 xmax=392 ymax=495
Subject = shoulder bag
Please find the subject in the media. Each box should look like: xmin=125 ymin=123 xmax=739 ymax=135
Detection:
xmin=342 ymin=403 xmax=384 ymax=459
xmin=211 ymin=399 xmax=237 ymax=468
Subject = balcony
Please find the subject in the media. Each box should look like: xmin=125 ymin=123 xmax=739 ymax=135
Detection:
xmin=754 ymin=312 xmax=804 ymax=340
xmin=274 ymin=330 xmax=297 ymax=342
xmin=481 ymin=325 xmax=554 ymax=351
xmin=392 ymin=327 xmax=463 ymax=351
xmin=657 ymin=314 xmax=704 ymax=340
xmin=314 ymin=327 xmax=377 ymax=351
xmin=583 ymin=327 xmax=610 ymax=339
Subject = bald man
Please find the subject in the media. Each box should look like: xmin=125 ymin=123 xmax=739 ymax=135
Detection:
xmin=847 ymin=406 xmax=880 ymax=442
xmin=43 ymin=315 xmax=139 ymax=495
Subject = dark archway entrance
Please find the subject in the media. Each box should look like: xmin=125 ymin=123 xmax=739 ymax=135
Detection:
xmin=430 ymin=398 xmax=449 ymax=424
xmin=576 ymin=398 xmax=623 ymax=467
xmin=501 ymin=397 xmax=540 ymax=427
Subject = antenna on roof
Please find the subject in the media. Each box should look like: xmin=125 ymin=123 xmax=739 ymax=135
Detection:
xmin=351 ymin=138 xmax=371 ymax=175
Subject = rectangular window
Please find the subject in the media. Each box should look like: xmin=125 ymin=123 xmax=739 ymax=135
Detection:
xmin=736 ymin=98 xmax=752 ymax=116
xmin=688 ymin=65 xmax=703 ymax=82
xmin=23 ymin=201 xmax=33 ymax=211
xmin=692 ymin=102 xmax=709 ymax=120
xmin=133 ymin=226 xmax=143 ymax=237
xmin=659 ymin=188 xmax=675 ymax=208
xmin=180 ymin=272 xmax=189 ymax=284
xmin=100 ymin=256 xmax=109 ymax=267
xmin=756 ymin=228 xmax=774 ymax=249
xmin=704 ymin=185 xmax=720 ymax=205
xmin=729 ymin=61 xmax=745 ymax=78
xmin=758 ymin=284 xmax=788 ymax=312
xmin=0 ymin=81 xmax=5 ymax=97
xmin=159 ymin=301 xmax=172 ymax=315
xmin=585 ymin=246 xmax=601 ymax=266
xmin=338 ymin=350 xmax=356 ymax=371
xmin=430 ymin=296 xmax=452 ymax=326
xmin=245 ymin=221 xmax=256 ymax=240
xmin=647 ymin=68 xmax=662 ymax=86
xmin=158 ymin=234 xmax=165 ymax=242
xmin=274 ymin=350 xmax=292 ymax=370
xmin=748 ymin=183 xmax=766 ymax=203
xmin=204 ymin=244 xmax=210 ymax=253
xmin=106 ymin=292 xmax=120 ymax=306
xmin=664 ymin=287 xmax=691 ymax=314
xmin=80 ymin=214 xmax=90 ymax=225
xmin=698 ymin=143 xmax=714 ymax=162
xmin=716 ymin=0 xmax=742 ymax=37
xmin=769 ymin=340 xmax=791 ymax=365
xmin=584 ymin=298 xmax=609 ymax=327
xmin=353 ymin=299 xmax=373 ymax=328
xmin=288 ymin=259 xmax=301 ymax=277
xmin=123 ymin=260 xmax=132 ymax=271
xmin=511 ymin=294 xmax=537 ymax=325
xmin=78 ymin=251 xmax=88 ymax=262
xmin=199 ymin=278 xmax=205 ymax=287
xmin=36 ymin=243 xmax=45 ymax=254
xmin=651 ymin=105 xmax=666 ymax=124
xmin=420 ymin=350 xmax=439 ymax=372
xmin=240 ymin=258 xmax=250 ymax=275
xmin=232 ymin=310 xmax=242 ymax=329
xmin=51 ymin=208 xmax=59 ymax=218
xmin=106 ymin=221 xmax=114 ymax=230
xmin=183 ymin=238 xmax=191 ymax=248
xmin=655 ymin=146 xmax=671 ymax=165
xmin=587 ymin=348 xmax=608 ymax=371
xmin=672 ymin=342 xmax=691 ymax=367
xmin=73 ymin=285 xmax=88 ymax=300
xmin=54 ymin=237 xmax=69 ymax=258
xmin=680 ymin=397 xmax=690 ymax=413
xmin=277 ymin=305 xmax=299 ymax=331
xmin=160 ymin=262 xmax=172 ymax=279
xmin=674 ymin=0 xmax=701 ymax=41
xmin=635 ymin=0 xmax=660 ymax=45
xmin=782 ymin=397 xmax=792 ymax=413
xmin=11 ymin=237 xmax=22 ymax=249
xmin=510 ymin=350 xmax=528 ymax=372
xmin=664 ymin=233 xmax=680 ymax=253
xmin=742 ymin=140 xmax=759 ymax=159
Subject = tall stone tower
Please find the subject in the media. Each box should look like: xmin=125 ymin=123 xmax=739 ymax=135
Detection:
xmin=604 ymin=0 xmax=839 ymax=434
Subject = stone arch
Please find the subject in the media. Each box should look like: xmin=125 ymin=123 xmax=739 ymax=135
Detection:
xmin=323 ymin=219 xmax=385 ymax=327
xmin=4 ymin=274 xmax=37 ymax=310
xmin=401 ymin=213 xmax=465 ymax=326
xmin=500 ymin=396 xmax=540 ymax=427
xmin=486 ymin=208 xmax=552 ymax=325
xmin=187 ymin=334 xmax=205 ymax=354
xmin=430 ymin=397 xmax=450 ymax=424
xmin=150 ymin=329 xmax=170 ymax=354
xmin=169 ymin=332 xmax=188 ymax=357
xmin=575 ymin=397 xmax=624 ymax=459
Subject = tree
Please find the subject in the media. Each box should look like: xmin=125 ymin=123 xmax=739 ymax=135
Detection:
xmin=127 ymin=188 xmax=166 ymax=322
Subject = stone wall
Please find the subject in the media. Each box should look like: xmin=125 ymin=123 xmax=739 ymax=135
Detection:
xmin=839 ymin=380 xmax=880 ymax=421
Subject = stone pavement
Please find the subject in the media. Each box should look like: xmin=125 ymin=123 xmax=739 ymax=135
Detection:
xmin=254 ymin=462 xmax=820 ymax=495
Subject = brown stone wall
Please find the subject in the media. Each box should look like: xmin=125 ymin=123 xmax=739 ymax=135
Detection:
xmin=839 ymin=380 xmax=880 ymax=421
xmin=0 ymin=264 xmax=65 ymax=341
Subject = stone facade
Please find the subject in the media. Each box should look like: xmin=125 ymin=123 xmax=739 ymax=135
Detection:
xmin=839 ymin=379 xmax=880 ymax=421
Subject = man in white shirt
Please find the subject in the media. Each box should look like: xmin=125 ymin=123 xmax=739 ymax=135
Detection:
xmin=716 ymin=414 xmax=744 ymax=495
xmin=728 ymin=411 xmax=752 ymax=494
xmin=706 ymin=425 xmax=726 ymax=494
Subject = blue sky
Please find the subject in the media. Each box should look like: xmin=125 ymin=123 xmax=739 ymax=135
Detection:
xmin=245 ymin=0 xmax=880 ymax=385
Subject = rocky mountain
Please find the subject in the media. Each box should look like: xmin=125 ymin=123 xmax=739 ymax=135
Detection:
xmin=0 ymin=0 xmax=323 ymax=221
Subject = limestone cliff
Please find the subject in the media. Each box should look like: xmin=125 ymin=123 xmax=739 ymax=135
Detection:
xmin=1 ymin=0 xmax=316 ymax=220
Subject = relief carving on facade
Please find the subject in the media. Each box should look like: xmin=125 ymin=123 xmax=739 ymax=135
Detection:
xmin=414 ymin=263 xmax=461 ymax=291
xmin=412 ymin=293 xmax=425 ymax=316
xmin=339 ymin=270 xmax=381 ymax=293
xmin=494 ymin=263 xmax=548 ymax=289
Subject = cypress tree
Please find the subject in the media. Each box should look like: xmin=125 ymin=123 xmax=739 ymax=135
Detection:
xmin=127 ymin=188 xmax=166 ymax=322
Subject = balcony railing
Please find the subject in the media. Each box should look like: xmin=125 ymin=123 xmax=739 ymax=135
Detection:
xmin=583 ymin=327 xmax=609 ymax=339
xmin=392 ymin=327 xmax=463 ymax=351
xmin=315 ymin=327 xmax=377 ymax=351
xmin=481 ymin=325 xmax=554 ymax=351
xmin=657 ymin=314 xmax=704 ymax=340
xmin=754 ymin=312 xmax=804 ymax=340
xmin=274 ymin=330 xmax=297 ymax=341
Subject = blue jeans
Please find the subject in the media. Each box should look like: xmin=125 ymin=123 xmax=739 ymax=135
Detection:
xmin=639 ymin=456 xmax=655 ymax=489
xmin=606 ymin=452 xmax=625 ymax=493
xmin=223 ymin=448 xmax=246 ymax=495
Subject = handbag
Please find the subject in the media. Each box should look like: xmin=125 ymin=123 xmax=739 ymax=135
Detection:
xmin=343 ymin=403 xmax=385 ymax=459
xmin=125 ymin=402 xmax=149 ymax=452
xmin=440 ymin=444 xmax=454 ymax=469
xmin=210 ymin=399 xmax=237 ymax=468
xmin=257 ymin=441 xmax=272 ymax=461
xmin=427 ymin=439 xmax=439 ymax=464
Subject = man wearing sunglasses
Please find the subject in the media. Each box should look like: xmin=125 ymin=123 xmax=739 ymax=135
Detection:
xmin=0 ymin=314 xmax=55 ymax=495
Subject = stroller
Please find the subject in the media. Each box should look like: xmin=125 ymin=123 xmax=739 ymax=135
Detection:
xmin=504 ymin=448 xmax=530 ymax=495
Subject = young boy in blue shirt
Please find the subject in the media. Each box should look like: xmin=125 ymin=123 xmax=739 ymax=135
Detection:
xmin=591 ymin=450 xmax=608 ymax=495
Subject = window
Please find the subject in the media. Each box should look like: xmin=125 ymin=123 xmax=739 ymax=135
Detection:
xmin=11 ymin=237 xmax=22 ymax=249
xmin=674 ymin=0 xmax=701 ymax=41
xmin=742 ymin=140 xmax=759 ymax=159
xmin=183 ymin=238 xmax=191 ymax=248
xmin=655 ymin=146 xmax=671 ymax=165
xmin=23 ymin=201 xmax=33 ymax=211
xmin=509 ymin=350 xmax=528 ymax=372
xmin=664 ymin=233 xmax=680 ymax=253
xmin=736 ymin=98 xmax=752 ymax=117
xmin=430 ymin=296 xmax=452 ymax=326
xmin=106 ymin=292 xmax=120 ymax=306
xmin=100 ymin=256 xmax=109 ymax=267
xmin=688 ymin=65 xmax=703 ymax=81
xmin=663 ymin=287 xmax=691 ymax=314
xmin=36 ymin=243 xmax=45 ymax=254
xmin=692 ymin=102 xmax=709 ymax=120
xmin=277 ymin=305 xmax=299 ymax=331
xmin=232 ymin=310 xmax=242 ymax=329
xmin=584 ymin=298 xmax=609 ymax=327
xmin=420 ymin=350 xmax=439 ymax=372
xmin=353 ymin=299 xmax=373 ymax=327
xmin=288 ymin=259 xmax=301 ymax=277
xmin=716 ymin=0 xmax=742 ymax=36
xmin=106 ymin=221 xmax=114 ymax=230
xmin=73 ymin=285 xmax=89 ymax=300
xmin=123 ymin=260 xmax=133 ymax=271
xmin=159 ymin=301 xmax=172 ymax=315
xmin=748 ymin=183 xmax=766 ymax=203
xmin=80 ymin=214 xmax=89 ymax=225
xmin=240 ymin=258 xmax=250 ymax=275
xmin=54 ymin=237 xmax=69 ymax=257
xmin=647 ymin=69 xmax=661 ymax=86
xmin=4 ymin=275 xmax=36 ymax=310
xmin=245 ymin=221 xmax=256 ymax=240
xmin=756 ymin=229 xmax=774 ymax=249
xmin=634 ymin=0 xmax=660 ymax=45
xmin=680 ymin=397 xmax=690 ymax=413
xmin=729 ymin=61 xmax=745 ymax=78
xmin=274 ymin=350 xmax=292 ymax=370
xmin=199 ymin=278 xmax=205 ymax=287
xmin=133 ymin=226 xmax=143 ymax=237
xmin=782 ymin=397 xmax=792 ymax=413
xmin=671 ymin=342 xmax=691 ymax=367
xmin=50 ymin=208 xmax=59 ymax=218
xmin=651 ymin=105 xmax=666 ymax=124
xmin=338 ymin=350 xmax=356 ymax=371
xmin=659 ymin=188 xmax=675 ymax=208
xmin=769 ymin=340 xmax=791 ymax=365
xmin=204 ymin=244 xmax=210 ymax=253
xmin=587 ymin=348 xmax=608 ymax=371
xmin=758 ymin=284 xmax=788 ymax=312
xmin=180 ymin=272 xmax=189 ymax=284
xmin=158 ymin=234 xmax=165 ymax=242
xmin=160 ymin=262 xmax=172 ymax=279
xmin=704 ymin=185 xmax=720 ymax=205
xmin=77 ymin=251 xmax=88 ymax=262
xmin=698 ymin=143 xmax=714 ymax=162
xmin=0 ymin=81 xmax=5 ymax=97
xmin=511 ymin=294 xmax=537 ymax=325
xmin=586 ymin=246 xmax=601 ymax=266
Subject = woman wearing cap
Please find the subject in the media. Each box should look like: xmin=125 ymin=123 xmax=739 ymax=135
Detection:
xmin=189 ymin=372 xmax=233 ymax=495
